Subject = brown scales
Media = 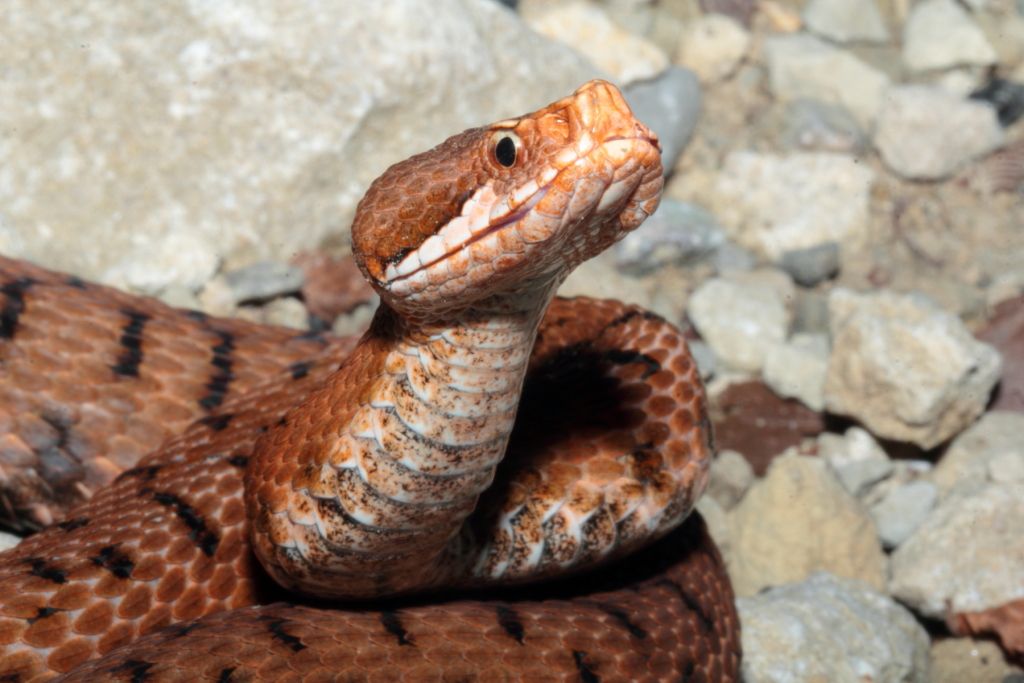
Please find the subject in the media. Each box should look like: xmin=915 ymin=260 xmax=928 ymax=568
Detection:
xmin=0 ymin=80 xmax=739 ymax=680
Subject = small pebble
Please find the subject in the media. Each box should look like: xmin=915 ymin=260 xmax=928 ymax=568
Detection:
xmin=870 ymin=479 xmax=938 ymax=549
xmin=614 ymin=199 xmax=723 ymax=274
xmin=777 ymin=242 xmax=840 ymax=286
xmin=223 ymin=260 xmax=305 ymax=304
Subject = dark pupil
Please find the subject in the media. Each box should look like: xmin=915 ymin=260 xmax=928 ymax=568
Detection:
xmin=495 ymin=136 xmax=517 ymax=167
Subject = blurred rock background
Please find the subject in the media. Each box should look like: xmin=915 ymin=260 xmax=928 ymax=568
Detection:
xmin=2 ymin=0 xmax=1024 ymax=680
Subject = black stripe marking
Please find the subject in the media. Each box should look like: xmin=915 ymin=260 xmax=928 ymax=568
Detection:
xmin=0 ymin=277 xmax=34 ymax=340
xmin=91 ymin=545 xmax=135 ymax=579
xmin=56 ymin=516 xmax=89 ymax=532
xmin=227 ymin=454 xmax=249 ymax=468
xmin=657 ymin=579 xmax=713 ymax=634
xmin=604 ymin=309 xmax=661 ymax=331
xmin=110 ymin=659 xmax=154 ymax=683
xmin=111 ymin=309 xmax=150 ymax=377
xmin=27 ymin=558 xmax=67 ymax=584
xmin=198 ymin=331 xmax=235 ymax=411
xmin=28 ymin=606 xmax=63 ymax=624
xmin=593 ymin=602 xmax=647 ymax=639
xmin=198 ymin=413 xmax=234 ymax=431
xmin=116 ymin=464 xmax=162 ymax=483
xmin=169 ymin=622 xmax=200 ymax=638
xmin=152 ymin=492 xmax=219 ymax=556
xmin=380 ymin=610 xmax=413 ymax=646
xmin=264 ymin=617 xmax=306 ymax=652
xmin=681 ymin=660 xmax=695 ymax=682
xmin=217 ymin=668 xmax=236 ymax=683
xmin=65 ymin=275 xmax=88 ymax=289
xmin=495 ymin=605 xmax=525 ymax=644
xmin=185 ymin=309 xmax=209 ymax=323
xmin=604 ymin=349 xmax=660 ymax=379
xmin=289 ymin=361 xmax=312 ymax=380
xmin=572 ymin=650 xmax=600 ymax=683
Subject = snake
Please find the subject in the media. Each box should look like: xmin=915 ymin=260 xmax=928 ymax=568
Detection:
xmin=0 ymin=80 xmax=740 ymax=681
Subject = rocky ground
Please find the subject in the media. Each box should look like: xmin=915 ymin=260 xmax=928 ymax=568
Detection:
xmin=3 ymin=0 xmax=1024 ymax=681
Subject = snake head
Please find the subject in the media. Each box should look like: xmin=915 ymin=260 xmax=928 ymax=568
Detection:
xmin=352 ymin=80 xmax=663 ymax=316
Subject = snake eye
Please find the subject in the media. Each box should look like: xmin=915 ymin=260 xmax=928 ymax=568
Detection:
xmin=490 ymin=131 xmax=521 ymax=168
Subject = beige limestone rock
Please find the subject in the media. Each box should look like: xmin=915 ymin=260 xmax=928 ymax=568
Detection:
xmin=824 ymin=289 xmax=1002 ymax=449
xmin=521 ymin=1 xmax=668 ymax=84
xmin=728 ymin=454 xmax=887 ymax=597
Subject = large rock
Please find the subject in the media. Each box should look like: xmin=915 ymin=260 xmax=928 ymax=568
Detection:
xmin=0 ymin=1 xmax=600 ymax=293
xmin=874 ymin=86 xmax=1004 ymax=181
xmin=890 ymin=482 xmax=1024 ymax=619
xmin=738 ymin=572 xmax=930 ymax=683
xmin=728 ymin=454 xmax=888 ymax=596
xmin=713 ymin=151 xmax=874 ymax=261
xmin=902 ymin=0 xmax=997 ymax=72
xmin=764 ymin=33 xmax=891 ymax=129
xmin=824 ymin=289 xmax=1002 ymax=449
xmin=803 ymin=0 xmax=889 ymax=44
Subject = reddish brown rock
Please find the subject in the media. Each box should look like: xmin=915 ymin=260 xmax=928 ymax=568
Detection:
xmin=950 ymin=597 xmax=1024 ymax=664
xmin=711 ymin=380 xmax=826 ymax=475
xmin=977 ymin=295 xmax=1024 ymax=413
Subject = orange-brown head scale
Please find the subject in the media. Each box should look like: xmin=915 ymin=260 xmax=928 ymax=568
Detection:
xmin=352 ymin=80 xmax=663 ymax=318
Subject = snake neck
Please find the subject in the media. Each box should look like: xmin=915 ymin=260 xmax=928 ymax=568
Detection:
xmin=247 ymin=280 xmax=560 ymax=598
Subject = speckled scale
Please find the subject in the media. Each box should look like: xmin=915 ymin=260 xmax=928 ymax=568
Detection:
xmin=57 ymin=514 xmax=739 ymax=683
xmin=0 ymin=256 xmax=334 ymax=530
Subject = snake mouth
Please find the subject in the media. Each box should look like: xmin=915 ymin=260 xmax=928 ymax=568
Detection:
xmin=383 ymin=135 xmax=657 ymax=288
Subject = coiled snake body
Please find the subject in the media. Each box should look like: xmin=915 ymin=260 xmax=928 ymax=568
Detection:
xmin=0 ymin=81 xmax=740 ymax=681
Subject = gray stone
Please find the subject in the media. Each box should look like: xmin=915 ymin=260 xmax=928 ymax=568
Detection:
xmin=804 ymin=0 xmax=890 ymax=44
xmin=778 ymin=241 xmax=840 ymax=286
xmin=713 ymin=151 xmax=874 ymax=261
xmin=728 ymin=454 xmax=888 ymax=597
xmin=874 ymin=86 xmax=1005 ymax=181
xmin=819 ymin=427 xmax=894 ymax=497
xmin=931 ymin=411 xmax=1024 ymax=498
xmin=738 ymin=573 xmax=930 ymax=683
xmin=824 ymin=289 xmax=1002 ymax=449
xmin=674 ymin=14 xmax=750 ymax=84
xmin=711 ymin=241 xmax=756 ymax=274
xmin=781 ymin=99 xmax=868 ymax=155
xmin=762 ymin=332 xmax=829 ymax=411
xmin=687 ymin=272 xmax=793 ymax=373
xmin=223 ymin=260 xmax=305 ymax=303
xmin=706 ymin=449 xmax=754 ymax=510
xmin=614 ymin=199 xmax=721 ymax=273
xmin=890 ymin=481 xmax=1024 ymax=618
xmin=903 ymin=0 xmax=997 ymax=72
xmin=869 ymin=479 xmax=938 ymax=549
xmin=0 ymin=0 xmax=599 ymax=293
xmin=764 ymin=33 xmax=891 ymax=128
xmin=623 ymin=67 xmax=702 ymax=174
